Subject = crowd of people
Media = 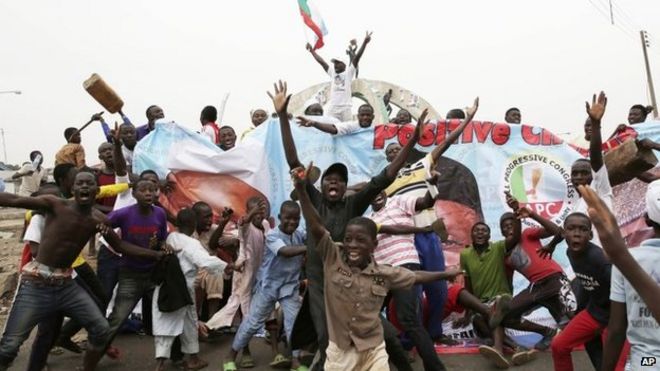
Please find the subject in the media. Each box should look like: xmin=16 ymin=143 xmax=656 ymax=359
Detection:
xmin=1 ymin=33 xmax=659 ymax=371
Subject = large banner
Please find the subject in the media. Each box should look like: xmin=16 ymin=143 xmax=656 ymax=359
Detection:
xmin=134 ymin=119 xmax=660 ymax=346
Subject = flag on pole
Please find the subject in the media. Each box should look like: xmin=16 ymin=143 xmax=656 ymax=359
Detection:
xmin=298 ymin=0 xmax=328 ymax=50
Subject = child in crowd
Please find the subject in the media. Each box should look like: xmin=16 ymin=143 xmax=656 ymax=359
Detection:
xmin=206 ymin=196 xmax=269 ymax=368
xmin=292 ymin=162 xmax=462 ymax=370
xmin=152 ymin=208 xmax=228 ymax=371
xmin=223 ymin=200 xmax=307 ymax=371
xmin=549 ymin=212 xmax=628 ymax=371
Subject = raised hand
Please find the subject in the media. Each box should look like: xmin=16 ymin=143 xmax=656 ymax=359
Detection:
xmin=91 ymin=111 xmax=104 ymax=121
xmin=586 ymin=91 xmax=607 ymax=123
xmin=112 ymin=121 xmax=122 ymax=145
xmin=305 ymin=43 xmax=313 ymax=52
xmin=465 ymin=97 xmax=480 ymax=119
xmin=364 ymin=31 xmax=373 ymax=43
xmin=267 ymin=80 xmax=291 ymax=114
xmin=220 ymin=207 xmax=234 ymax=222
xmin=290 ymin=162 xmax=314 ymax=187
xmin=516 ymin=207 xmax=532 ymax=219
xmin=414 ymin=108 xmax=429 ymax=140
xmin=578 ymin=184 xmax=622 ymax=251
xmin=505 ymin=191 xmax=519 ymax=211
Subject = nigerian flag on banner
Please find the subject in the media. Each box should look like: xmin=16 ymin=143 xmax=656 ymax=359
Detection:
xmin=298 ymin=0 xmax=328 ymax=50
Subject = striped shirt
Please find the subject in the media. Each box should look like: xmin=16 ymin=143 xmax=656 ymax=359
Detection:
xmin=370 ymin=195 xmax=420 ymax=267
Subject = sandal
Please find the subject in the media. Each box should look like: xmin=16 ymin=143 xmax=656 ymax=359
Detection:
xmin=239 ymin=354 xmax=255 ymax=368
xmin=479 ymin=345 xmax=511 ymax=369
xmin=270 ymin=353 xmax=291 ymax=368
xmin=222 ymin=361 xmax=237 ymax=371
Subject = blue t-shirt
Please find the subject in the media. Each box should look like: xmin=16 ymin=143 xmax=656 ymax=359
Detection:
xmin=256 ymin=226 xmax=306 ymax=299
xmin=108 ymin=204 xmax=168 ymax=271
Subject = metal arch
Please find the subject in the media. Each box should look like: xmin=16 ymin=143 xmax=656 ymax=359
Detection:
xmin=288 ymin=79 xmax=441 ymax=123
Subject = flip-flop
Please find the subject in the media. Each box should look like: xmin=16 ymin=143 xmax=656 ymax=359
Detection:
xmin=479 ymin=345 xmax=511 ymax=369
xmin=222 ymin=361 xmax=237 ymax=371
xmin=240 ymin=354 xmax=255 ymax=368
xmin=270 ymin=354 xmax=291 ymax=369
xmin=512 ymin=349 xmax=538 ymax=366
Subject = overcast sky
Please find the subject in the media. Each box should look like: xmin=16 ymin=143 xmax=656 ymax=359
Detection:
xmin=1 ymin=0 xmax=659 ymax=166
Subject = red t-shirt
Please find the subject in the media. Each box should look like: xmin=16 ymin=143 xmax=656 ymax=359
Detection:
xmin=505 ymin=228 xmax=563 ymax=283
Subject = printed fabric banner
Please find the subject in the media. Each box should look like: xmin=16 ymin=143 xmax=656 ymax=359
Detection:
xmin=133 ymin=118 xmax=660 ymax=347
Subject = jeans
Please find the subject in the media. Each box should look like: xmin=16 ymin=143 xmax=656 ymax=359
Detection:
xmin=232 ymin=287 xmax=301 ymax=351
xmin=26 ymin=313 xmax=63 ymax=371
xmin=105 ymin=268 xmax=154 ymax=348
xmin=97 ymin=244 xmax=121 ymax=300
xmin=415 ymin=232 xmax=448 ymax=339
xmin=0 ymin=278 xmax=109 ymax=369
xmin=391 ymin=263 xmax=446 ymax=371
xmin=59 ymin=263 xmax=109 ymax=340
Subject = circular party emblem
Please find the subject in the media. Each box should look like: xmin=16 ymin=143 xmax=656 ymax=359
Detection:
xmin=501 ymin=153 xmax=578 ymax=225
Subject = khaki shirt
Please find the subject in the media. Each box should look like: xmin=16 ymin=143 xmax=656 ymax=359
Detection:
xmin=317 ymin=231 xmax=415 ymax=351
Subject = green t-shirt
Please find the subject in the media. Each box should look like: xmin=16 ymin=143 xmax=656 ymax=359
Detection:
xmin=460 ymin=240 xmax=511 ymax=301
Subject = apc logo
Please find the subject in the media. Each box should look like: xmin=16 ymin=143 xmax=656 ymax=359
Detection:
xmin=501 ymin=154 xmax=577 ymax=225
xmin=641 ymin=356 xmax=656 ymax=366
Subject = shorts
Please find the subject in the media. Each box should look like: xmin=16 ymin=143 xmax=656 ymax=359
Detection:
xmin=506 ymin=273 xmax=577 ymax=323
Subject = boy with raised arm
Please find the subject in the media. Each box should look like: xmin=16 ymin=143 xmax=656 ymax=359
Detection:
xmin=223 ymin=201 xmax=307 ymax=371
xmin=539 ymin=91 xmax=612 ymax=257
xmin=292 ymin=163 xmax=462 ymax=370
xmin=0 ymin=171 xmax=163 ymax=371
xmin=579 ymin=183 xmax=656 ymax=371
xmin=305 ymin=32 xmax=372 ymax=121
xmin=269 ymin=80 xmax=425 ymax=369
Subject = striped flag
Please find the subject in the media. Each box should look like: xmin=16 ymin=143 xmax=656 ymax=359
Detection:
xmin=298 ymin=0 xmax=328 ymax=50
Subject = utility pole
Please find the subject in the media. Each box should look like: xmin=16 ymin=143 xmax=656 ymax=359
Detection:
xmin=641 ymin=30 xmax=659 ymax=118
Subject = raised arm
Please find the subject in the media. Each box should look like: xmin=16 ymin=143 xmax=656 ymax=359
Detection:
xmin=351 ymin=31 xmax=372 ymax=67
xmin=580 ymin=184 xmax=660 ymax=323
xmin=0 ymin=193 xmax=55 ymax=211
xmin=430 ymin=98 xmax=479 ymax=164
xmin=292 ymin=164 xmax=326 ymax=241
xmin=503 ymin=192 xmax=522 ymax=251
xmin=586 ymin=92 xmax=607 ymax=172
xmin=268 ymin=81 xmax=303 ymax=169
xmin=298 ymin=116 xmax=338 ymax=135
xmin=506 ymin=191 xmax=561 ymax=238
xmin=68 ymin=111 xmax=104 ymax=142
xmin=111 ymin=122 xmax=128 ymax=177
xmin=306 ymin=43 xmax=329 ymax=72
xmin=208 ymin=207 xmax=234 ymax=252
xmin=386 ymin=109 xmax=425 ymax=179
